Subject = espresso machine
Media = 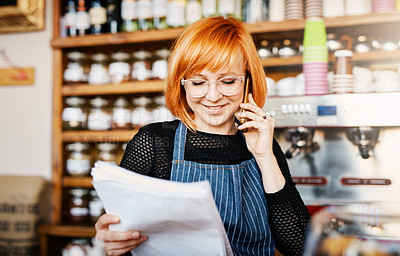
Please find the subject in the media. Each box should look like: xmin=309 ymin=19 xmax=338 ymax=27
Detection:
xmin=264 ymin=93 xmax=400 ymax=206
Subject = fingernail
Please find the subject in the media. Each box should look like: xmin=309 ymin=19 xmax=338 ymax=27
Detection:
xmin=132 ymin=232 xmax=140 ymax=238
xmin=141 ymin=236 xmax=148 ymax=242
xmin=112 ymin=216 xmax=119 ymax=222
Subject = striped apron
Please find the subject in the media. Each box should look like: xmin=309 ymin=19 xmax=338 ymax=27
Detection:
xmin=170 ymin=122 xmax=275 ymax=255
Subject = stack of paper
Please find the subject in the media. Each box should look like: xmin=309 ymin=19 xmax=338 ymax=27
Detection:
xmin=91 ymin=161 xmax=233 ymax=256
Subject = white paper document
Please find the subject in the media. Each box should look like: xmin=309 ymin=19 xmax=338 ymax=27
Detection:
xmin=91 ymin=161 xmax=233 ymax=256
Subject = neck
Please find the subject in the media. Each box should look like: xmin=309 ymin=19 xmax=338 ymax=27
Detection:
xmin=195 ymin=119 xmax=238 ymax=135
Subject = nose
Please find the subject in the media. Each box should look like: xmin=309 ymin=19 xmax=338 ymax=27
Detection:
xmin=205 ymin=84 xmax=223 ymax=102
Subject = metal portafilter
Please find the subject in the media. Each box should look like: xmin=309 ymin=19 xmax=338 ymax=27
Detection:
xmin=284 ymin=127 xmax=320 ymax=159
xmin=346 ymin=126 xmax=380 ymax=159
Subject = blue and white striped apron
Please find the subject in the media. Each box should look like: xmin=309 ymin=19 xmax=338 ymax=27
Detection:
xmin=170 ymin=122 xmax=275 ymax=255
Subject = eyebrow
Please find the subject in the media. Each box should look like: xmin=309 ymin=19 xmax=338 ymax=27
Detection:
xmin=190 ymin=72 xmax=241 ymax=79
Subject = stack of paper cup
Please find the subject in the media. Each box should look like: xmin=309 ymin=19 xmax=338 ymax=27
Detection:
xmin=397 ymin=0 xmax=400 ymax=10
xmin=269 ymin=0 xmax=286 ymax=22
xmin=372 ymin=0 xmax=395 ymax=12
xmin=345 ymin=0 xmax=372 ymax=15
xmin=303 ymin=18 xmax=329 ymax=95
xmin=285 ymin=0 xmax=304 ymax=20
xmin=305 ymin=0 xmax=323 ymax=18
xmin=323 ymin=0 xmax=345 ymax=17
xmin=332 ymin=50 xmax=354 ymax=93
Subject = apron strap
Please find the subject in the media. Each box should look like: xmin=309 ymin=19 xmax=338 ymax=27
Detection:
xmin=172 ymin=121 xmax=187 ymax=161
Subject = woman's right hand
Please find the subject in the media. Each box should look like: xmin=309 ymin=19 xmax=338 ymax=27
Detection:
xmin=95 ymin=214 xmax=148 ymax=256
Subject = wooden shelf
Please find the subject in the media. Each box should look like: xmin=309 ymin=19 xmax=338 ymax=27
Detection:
xmin=62 ymin=129 xmax=137 ymax=142
xmin=63 ymin=177 xmax=93 ymax=188
xmin=51 ymin=12 xmax=400 ymax=49
xmin=62 ymin=80 xmax=165 ymax=96
xmin=38 ymin=224 xmax=95 ymax=238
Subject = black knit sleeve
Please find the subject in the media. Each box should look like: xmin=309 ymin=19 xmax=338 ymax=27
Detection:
xmin=119 ymin=126 xmax=155 ymax=177
xmin=266 ymin=139 xmax=311 ymax=256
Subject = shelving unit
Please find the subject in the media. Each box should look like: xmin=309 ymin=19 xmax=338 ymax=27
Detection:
xmin=40 ymin=1 xmax=400 ymax=254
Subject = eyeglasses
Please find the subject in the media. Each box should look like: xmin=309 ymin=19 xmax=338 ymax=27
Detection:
xmin=181 ymin=76 xmax=245 ymax=98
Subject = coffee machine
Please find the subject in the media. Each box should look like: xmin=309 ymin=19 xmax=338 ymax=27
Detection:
xmin=264 ymin=93 xmax=400 ymax=205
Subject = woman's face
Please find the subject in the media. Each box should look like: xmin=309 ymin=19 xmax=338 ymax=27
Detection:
xmin=185 ymin=56 xmax=245 ymax=135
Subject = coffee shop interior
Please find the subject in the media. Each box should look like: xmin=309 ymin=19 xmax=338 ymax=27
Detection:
xmin=1 ymin=0 xmax=400 ymax=255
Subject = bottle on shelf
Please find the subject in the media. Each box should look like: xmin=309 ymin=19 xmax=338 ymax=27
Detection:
xmin=218 ymin=0 xmax=242 ymax=19
xmin=89 ymin=0 xmax=108 ymax=34
xmin=153 ymin=0 xmax=168 ymax=29
xmin=121 ymin=0 xmax=139 ymax=32
xmin=138 ymin=0 xmax=154 ymax=30
xmin=243 ymin=0 xmax=268 ymax=23
xmin=64 ymin=0 xmax=77 ymax=37
xmin=106 ymin=0 xmax=121 ymax=33
xmin=202 ymin=0 xmax=217 ymax=17
xmin=166 ymin=0 xmax=187 ymax=28
xmin=76 ymin=0 xmax=91 ymax=36
xmin=186 ymin=0 xmax=202 ymax=25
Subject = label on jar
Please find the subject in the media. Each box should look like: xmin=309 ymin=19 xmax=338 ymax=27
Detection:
xmin=89 ymin=199 xmax=104 ymax=218
xmin=70 ymin=207 xmax=89 ymax=217
xmin=131 ymin=107 xmax=152 ymax=126
xmin=137 ymin=0 xmax=153 ymax=19
xmin=88 ymin=64 xmax=109 ymax=85
xmin=186 ymin=1 xmax=202 ymax=24
xmin=151 ymin=59 xmax=167 ymax=79
xmin=65 ymin=12 xmax=76 ymax=27
xmin=167 ymin=1 xmax=186 ymax=27
xmin=76 ymin=11 xmax=90 ymax=30
xmin=88 ymin=110 xmax=112 ymax=130
xmin=62 ymin=107 xmax=87 ymax=122
xmin=132 ymin=61 xmax=150 ymax=81
xmin=202 ymin=0 xmax=216 ymax=17
xmin=121 ymin=1 xmax=137 ymax=20
xmin=153 ymin=0 xmax=167 ymax=17
xmin=64 ymin=63 xmax=86 ymax=83
xmin=89 ymin=6 xmax=107 ymax=25
xmin=113 ymin=108 xmax=132 ymax=126
xmin=66 ymin=159 xmax=91 ymax=176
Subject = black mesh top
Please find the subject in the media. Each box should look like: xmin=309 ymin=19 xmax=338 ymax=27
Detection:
xmin=120 ymin=120 xmax=310 ymax=256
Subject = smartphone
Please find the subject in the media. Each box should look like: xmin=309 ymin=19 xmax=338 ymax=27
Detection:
xmin=239 ymin=73 xmax=252 ymax=125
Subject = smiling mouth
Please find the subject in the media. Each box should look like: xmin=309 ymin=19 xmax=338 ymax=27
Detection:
xmin=204 ymin=105 xmax=226 ymax=110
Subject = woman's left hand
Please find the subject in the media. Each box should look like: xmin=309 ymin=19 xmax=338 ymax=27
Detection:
xmin=236 ymin=94 xmax=275 ymax=159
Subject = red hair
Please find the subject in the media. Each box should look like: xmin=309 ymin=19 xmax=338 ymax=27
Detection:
xmin=165 ymin=17 xmax=267 ymax=131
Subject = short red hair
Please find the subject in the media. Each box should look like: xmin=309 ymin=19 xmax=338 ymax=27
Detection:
xmin=165 ymin=17 xmax=267 ymax=131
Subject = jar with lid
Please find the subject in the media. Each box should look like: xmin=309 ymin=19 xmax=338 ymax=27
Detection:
xmin=67 ymin=188 xmax=90 ymax=223
xmin=151 ymin=48 xmax=170 ymax=80
xmin=88 ymin=190 xmax=104 ymax=223
xmin=332 ymin=50 xmax=354 ymax=94
xmin=63 ymin=51 xmax=89 ymax=84
xmin=96 ymin=142 xmax=118 ymax=165
xmin=62 ymin=97 xmax=88 ymax=130
xmin=258 ymin=40 xmax=274 ymax=59
xmin=354 ymin=35 xmax=371 ymax=53
xmin=108 ymin=51 xmax=131 ymax=84
xmin=112 ymin=96 xmax=132 ymax=129
xmin=88 ymin=52 xmax=110 ymax=85
xmin=88 ymin=97 xmax=112 ymax=130
xmin=131 ymin=96 xmax=153 ymax=126
xmin=66 ymin=143 xmax=92 ymax=177
xmin=131 ymin=49 xmax=152 ymax=81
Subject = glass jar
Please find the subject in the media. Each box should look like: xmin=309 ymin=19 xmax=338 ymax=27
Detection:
xmin=333 ymin=50 xmax=354 ymax=75
xmin=151 ymin=48 xmax=170 ymax=80
xmin=62 ymin=238 xmax=91 ymax=256
xmin=152 ymin=95 xmax=175 ymax=122
xmin=88 ymin=190 xmax=104 ymax=223
xmin=131 ymin=96 xmax=153 ymax=126
xmin=96 ymin=142 xmax=118 ymax=165
xmin=67 ymin=188 xmax=90 ymax=223
xmin=88 ymin=97 xmax=112 ymax=131
xmin=112 ymin=96 xmax=132 ymax=129
xmin=62 ymin=97 xmax=88 ymax=130
xmin=63 ymin=51 xmax=89 ymax=84
xmin=131 ymin=49 xmax=152 ymax=81
xmin=66 ymin=143 xmax=91 ymax=177
xmin=109 ymin=51 xmax=131 ymax=84
xmin=88 ymin=52 xmax=110 ymax=85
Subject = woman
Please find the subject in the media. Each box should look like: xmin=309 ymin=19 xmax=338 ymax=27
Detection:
xmin=95 ymin=17 xmax=310 ymax=256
